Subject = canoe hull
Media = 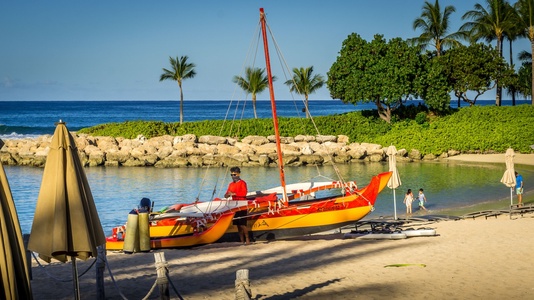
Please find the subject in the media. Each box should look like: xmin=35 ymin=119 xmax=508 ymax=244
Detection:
xmin=105 ymin=171 xmax=392 ymax=249
xmin=105 ymin=212 xmax=234 ymax=250
xmin=224 ymin=171 xmax=391 ymax=241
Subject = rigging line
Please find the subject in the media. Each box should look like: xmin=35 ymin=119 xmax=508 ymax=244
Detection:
xmin=264 ymin=18 xmax=345 ymax=183
xmin=196 ymin=18 xmax=263 ymax=202
xmin=264 ymin=22 xmax=305 ymax=118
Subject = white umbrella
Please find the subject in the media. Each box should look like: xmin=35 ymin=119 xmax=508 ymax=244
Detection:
xmin=386 ymin=145 xmax=402 ymax=220
xmin=500 ymin=148 xmax=516 ymax=207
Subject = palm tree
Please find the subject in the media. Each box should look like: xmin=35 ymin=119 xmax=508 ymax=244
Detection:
xmin=515 ymin=0 xmax=534 ymax=105
xmin=284 ymin=66 xmax=325 ymax=118
xmin=461 ymin=0 xmax=517 ymax=106
xmin=503 ymin=3 xmax=522 ymax=105
xmin=410 ymin=0 xmax=464 ymax=56
xmin=233 ymin=67 xmax=274 ymax=119
xmin=160 ymin=56 xmax=196 ymax=124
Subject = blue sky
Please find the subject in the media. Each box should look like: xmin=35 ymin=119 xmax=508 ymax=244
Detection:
xmin=0 ymin=0 xmax=530 ymax=101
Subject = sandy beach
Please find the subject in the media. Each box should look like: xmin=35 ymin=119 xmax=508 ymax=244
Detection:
xmin=29 ymin=215 xmax=534 ymax=299
xmin=28 ymin=153 xmax=534 ymax=299
xmin=445 ymin=153 xmax=534 ymax=166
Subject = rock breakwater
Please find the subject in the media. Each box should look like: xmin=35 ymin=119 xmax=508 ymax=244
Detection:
xmin=0 ymin=134 xmax=457 ymax=168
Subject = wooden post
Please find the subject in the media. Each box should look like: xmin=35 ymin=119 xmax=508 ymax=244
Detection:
xmin=96 ymin=245 xmax=106 ymax=300
xmin=23 ymin=234 xmax=32 ymax=280
xmin=235 ymin=269 xmax=251 ymax=300
xmin=154 ymin=252 xmax=169 ymax=300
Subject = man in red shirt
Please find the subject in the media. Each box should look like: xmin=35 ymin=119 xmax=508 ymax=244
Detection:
xmin=225 ymin=167 xmax=247 ymax=200
xmin=225 ymin=167 xmax=250 ymax=244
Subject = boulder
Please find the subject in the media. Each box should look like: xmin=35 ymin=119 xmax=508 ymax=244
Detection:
xmin=316 ymin=135 xmax=337 ymax=143
xmin=408 ymin=149 xmax=422 ymax=160
xmin=242 ymin=135 xmax=269 ymax=146
xmin=198 ymin=135 xmax=227 ymax=145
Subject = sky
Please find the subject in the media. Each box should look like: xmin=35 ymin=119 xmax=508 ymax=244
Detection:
xmin=0 ymin=0 xmax=531 ymax=101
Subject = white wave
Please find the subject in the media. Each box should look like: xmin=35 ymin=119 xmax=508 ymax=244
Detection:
xmin=0 ymin=132 xmax=41 ymax=140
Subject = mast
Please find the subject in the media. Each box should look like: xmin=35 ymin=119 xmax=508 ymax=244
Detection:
xmin=259 ymin=8 xmax=288 ymax=204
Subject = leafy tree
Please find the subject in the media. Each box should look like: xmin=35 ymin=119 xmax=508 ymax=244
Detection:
xmin=415 ymin=54 xmax=452 ymax=114
xmin=515 ymin=0 xmax=534 ymax=105
xmin=327 ymin=34 xmax=421 ymax=123
xmin=517 ymin=50 xmax=533 ymax=98
xmin=410 ymin=0 xmax=464 ymax=56
xmin=159 ymin=56 xmax=196 ymax=125
xmin=440 ymin=43 xmax=514 ymax=106
xmin=233 ymin=67 xmax=275 ymax=119
xmin=284 ymin=66 xmax=325 ymax=118
xmin=461 ymin=0 xmax=517 ymax=106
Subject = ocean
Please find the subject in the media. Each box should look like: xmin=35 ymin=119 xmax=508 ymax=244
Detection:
xmin=0 ymin=100 xmax=363 ymax=138
xmin=1 ymin=99 xmax=533 ymax=236
xmin=1 ymin=99 xmax=530 ymax=138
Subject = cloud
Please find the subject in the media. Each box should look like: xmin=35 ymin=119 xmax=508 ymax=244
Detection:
xmin=1 ymin=76 xmax=15 ymax=88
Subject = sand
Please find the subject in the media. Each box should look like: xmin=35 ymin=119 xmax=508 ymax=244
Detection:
xmin=29 ymin=215 xmax=534 ymax=299
xmin=445 ymin=153 xmax=534 ymax=166
xmin=28 ymin=153 xmax=534 ymax=299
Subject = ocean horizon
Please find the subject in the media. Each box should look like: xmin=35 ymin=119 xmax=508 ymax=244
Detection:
xmin=1 ymin=99 xmax=531 ymax=139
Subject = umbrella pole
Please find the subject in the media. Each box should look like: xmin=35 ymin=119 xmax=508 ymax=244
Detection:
xmin=510 ymin=187 xmax=513 ymax=220
xmin=72 ymin=256 xmax=80 ymax=300
xmin=393 ymin=189 xmax=397 ymax=220
xmin=510 ymin=187 xmax=513 ymax=207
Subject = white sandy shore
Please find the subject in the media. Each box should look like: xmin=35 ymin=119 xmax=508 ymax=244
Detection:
xmin=446 ymin=153 xmax=534 ymax=166
xmin=30 ymin=214 xmax=534 ymax=299
xmin=28 ymin=153 xmax=534 ymax=299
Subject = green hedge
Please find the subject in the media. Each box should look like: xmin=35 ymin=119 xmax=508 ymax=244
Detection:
xmin=78 ymin=104 xmax=534 ymax=155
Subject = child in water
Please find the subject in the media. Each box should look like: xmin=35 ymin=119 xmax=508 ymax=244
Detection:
xmin=403 ymin=189 xmax=414 ymax=215
xmin=417 ymin=188 xmax=427 ymax=211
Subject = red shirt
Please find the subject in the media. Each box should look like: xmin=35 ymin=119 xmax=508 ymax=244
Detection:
xmin=226 ymin=179 xmax=248 ymax=200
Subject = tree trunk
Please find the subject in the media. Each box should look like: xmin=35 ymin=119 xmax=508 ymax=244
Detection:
xmin=178 ymin=82 xmax=184 ymax=125
xmin=305 ymin=95 xmax=310 ymax=119
xmin=252 ymin=94 xmax=258 ymax=119
xmin=509 ymin=39 xmax=515 ymax=106
xmin=496 ymin=39 xmax=502 ymax=107
xmin=375 ymin=99 xmax=391 ymax=123
xmin=531 ymin=39 xmax=534 ymax=106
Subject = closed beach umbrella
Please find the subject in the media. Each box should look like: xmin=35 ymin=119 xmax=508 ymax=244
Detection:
xmin=386 ymin=145 xmax=402 ymax=220
xmin=0 ymin=139 xmax=33 ymax=300
xmin=500 ymin=148 xmax=516 ymax=206
xmin=27 ymin=121 xmax=106 ymax=299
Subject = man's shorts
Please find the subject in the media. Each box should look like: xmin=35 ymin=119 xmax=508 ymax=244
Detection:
xmin=516 ymin=188 xmax=523 ymax=195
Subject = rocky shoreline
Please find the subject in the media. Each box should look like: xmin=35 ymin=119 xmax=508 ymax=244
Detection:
xmin=0 ymin=133 xmax=459 ymax=168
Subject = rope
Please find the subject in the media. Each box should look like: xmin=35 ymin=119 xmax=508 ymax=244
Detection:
xmin=166 ymin=272 xmax=185 ymax=300
xmin=32 ymin=249 xmax=186 ymax=300
xmin=31 ymin=252 xmax=96 ymax=282
xmin=236 ymin=281 xmax=253 ymax=300
xmin=104 ymin=255 xmax=129 ymax=300
xmin=141 ymin=280 xmax=158 ymax=300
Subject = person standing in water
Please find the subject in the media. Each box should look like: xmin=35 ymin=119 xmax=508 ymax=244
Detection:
xmin=225 ymin=167 xmax=250 ymax=245
xmin=417 ymin=188 xmax=428 ymax=211
xmin=403 ymin=189 xmax=414 ymax=215
xmin=515 ymin=172 xmax=524 ymax=207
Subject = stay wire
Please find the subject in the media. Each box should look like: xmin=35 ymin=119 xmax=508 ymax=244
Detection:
xmin=264 ymin=18 xmax=345 ymax=183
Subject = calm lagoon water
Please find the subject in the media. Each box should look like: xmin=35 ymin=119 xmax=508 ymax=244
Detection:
xmin=5 ymin=160 xmax=534 ymax=236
